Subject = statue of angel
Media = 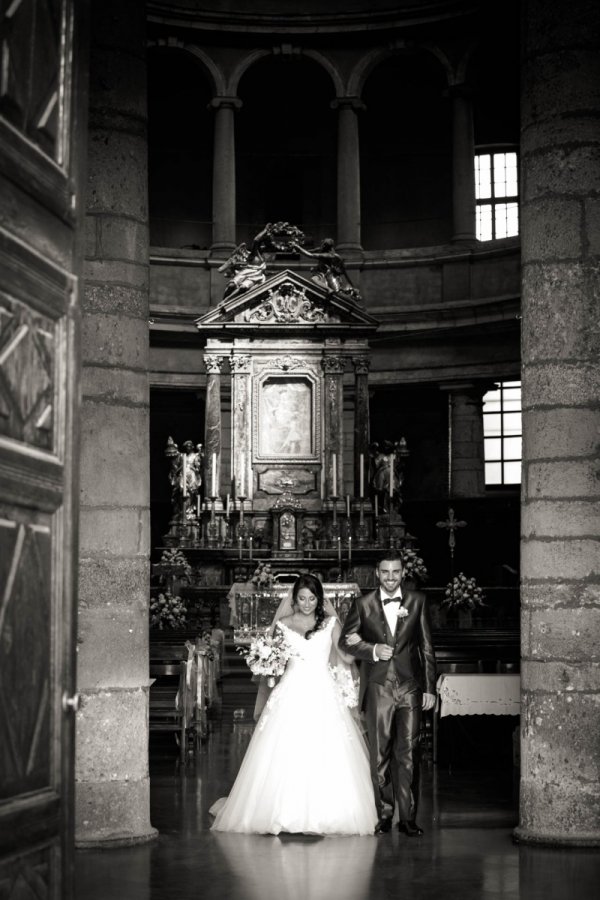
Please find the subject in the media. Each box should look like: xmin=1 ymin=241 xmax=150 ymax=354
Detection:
xmin=165 ymin=436 xmax=204 ymax=522
xmin=218 ymin=224 xmax=272 ymax=300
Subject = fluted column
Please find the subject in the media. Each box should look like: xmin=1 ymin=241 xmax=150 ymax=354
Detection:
xmin=449 ymin=84 xmax=476 ymax=244
xmin=203 ymin=355 xmax=224 ymax=497
xmin=352 ymin=357 xmax=371 ymax=496
xmin=515 ymin=0 xmax=600 ymax=848
xmin=210 ymin=97 xmax=241 ymax=251
xmin=230 ymin=355 xmax=252 ymax=499
xmin=332 ymin=98 xmax=363 ymax=252
xmin=322 ymin=356 xmax=346 ymax=496
xmin=77 ymin=0 xmax=155 ymax=847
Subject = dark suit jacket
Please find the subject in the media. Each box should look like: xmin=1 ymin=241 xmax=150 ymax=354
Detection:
xmin=340 ymin=588 xmax=436 ymax=709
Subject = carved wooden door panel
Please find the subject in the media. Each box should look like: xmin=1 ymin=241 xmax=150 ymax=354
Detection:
xmin=0 ymin=2 xmax=87 ymax=898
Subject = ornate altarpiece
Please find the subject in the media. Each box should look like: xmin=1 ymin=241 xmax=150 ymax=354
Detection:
xmin=195 ymin=269 xmax=378 ymax=556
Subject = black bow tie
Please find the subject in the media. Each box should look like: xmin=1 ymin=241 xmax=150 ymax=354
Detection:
xmin=382 ymin=594 xmax=401 ymax=605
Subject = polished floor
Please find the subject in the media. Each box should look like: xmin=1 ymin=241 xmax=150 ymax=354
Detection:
xmin=76 ymin=718 xmax=600 ymax=900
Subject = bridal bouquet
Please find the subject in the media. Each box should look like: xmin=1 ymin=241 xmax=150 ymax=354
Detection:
xmin=239 ymin=631 xmax=292 ymax=687
xmin=328 ymin=665 xmax=360 ymax=709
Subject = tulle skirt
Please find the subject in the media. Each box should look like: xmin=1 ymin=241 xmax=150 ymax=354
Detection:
xmin=210 ymin=658 xmax=377 ymax=836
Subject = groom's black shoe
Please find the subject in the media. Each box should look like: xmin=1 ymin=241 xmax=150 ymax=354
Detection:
xmin=398 ymin=820 xmax=424 ymax=837
xmin=374 ymin=817 xmax=393 ymax=835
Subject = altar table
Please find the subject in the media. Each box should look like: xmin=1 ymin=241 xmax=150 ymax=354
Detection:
xmin=433 ymin=673 xmax=520 ymax=764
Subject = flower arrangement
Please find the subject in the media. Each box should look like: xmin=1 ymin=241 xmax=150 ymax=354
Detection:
xmin=328 ymin=665 xmax=359 ymax=709
xmin=150 ymin=591 xmax=187 ymax=629
xmin=251 ymin=562 xmax=275 ymax=589
xmin=238 ymin=631 xmax=291 ymax=686
xmin=401 ymin=548 xmax=429 ymax=584
xmin=159 ymin=548 xmax=192 ymax=577
xmin=443 ymin=573 xmax=486 ymax=609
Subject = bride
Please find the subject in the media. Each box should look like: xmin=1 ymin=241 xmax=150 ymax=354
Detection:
xmin=210 ymin=574 xmax=377 ymax=836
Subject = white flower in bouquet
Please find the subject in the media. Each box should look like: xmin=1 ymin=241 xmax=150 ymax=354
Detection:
xmin=328 ymin=665 xmax=360 ymax=709
xmin=400 ymin=548 xmax=429 ymax=584
xmin=149 ymin=591 xmax=187 ymax=629
xmin=239 ymin=631 xmax=292 ymax=686
xmin=251 ymin=562 xmax=275 ymax=589
xmin=443 ymin=573 xmax=485 ymax=610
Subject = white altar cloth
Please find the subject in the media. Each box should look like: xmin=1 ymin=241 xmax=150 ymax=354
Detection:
xmin=436 ymin=673 xmax=520 ymax=718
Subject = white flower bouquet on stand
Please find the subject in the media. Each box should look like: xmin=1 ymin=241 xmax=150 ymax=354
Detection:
xmin=239 ymin=631 xmax=292 ymax=687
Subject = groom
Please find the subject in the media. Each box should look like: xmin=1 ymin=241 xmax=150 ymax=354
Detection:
xmin=340 ymin=552 xmax=436 ymax=836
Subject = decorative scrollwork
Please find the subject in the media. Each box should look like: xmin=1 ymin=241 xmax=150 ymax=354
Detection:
xmin=321 ymin=356 xmax=346 ymax=374
xmin=230 ymin=355 xmax=252 ymax=373
xmin=272 ymin=490 xmax=303 ymax=510
xmin=247 ymin=284 xmax=328 ymax=324
xmin=204 ymin=355 xmax=224 ymax=373
xmin=273 ymin=355 xmax=304 ymax=370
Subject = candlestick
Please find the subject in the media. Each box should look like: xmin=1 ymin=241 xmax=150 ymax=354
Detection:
xmin=211 ymin=452 xmax=217 ymax=498
xmin=389 ymin=454 xmax=395 ymax=497
xmin=332 ymin=453 xmax=337 ymax=494
xmin=359 ymin=453 xmax=364 ymax=498
xmin=346 ymin=494 xmax=351 ymax=518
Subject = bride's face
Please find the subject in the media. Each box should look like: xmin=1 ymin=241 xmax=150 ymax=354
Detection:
xmin=295 ymin=587 xmax=318 ymax=616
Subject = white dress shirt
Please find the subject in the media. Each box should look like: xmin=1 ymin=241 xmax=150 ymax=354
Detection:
xmin=373 ymin=590 xmax=403 ymax=660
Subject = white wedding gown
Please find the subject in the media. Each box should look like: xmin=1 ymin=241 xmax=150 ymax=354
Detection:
xmin=210 ymin=617 xmax=378 ymax=835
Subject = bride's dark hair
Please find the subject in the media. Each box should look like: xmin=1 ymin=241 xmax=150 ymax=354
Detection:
xmin=292 ymin=574 xmax=326 ymax=640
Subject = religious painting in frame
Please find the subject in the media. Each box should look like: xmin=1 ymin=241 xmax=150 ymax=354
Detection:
xmin=253 ymin=371 xmax=320 ymax=464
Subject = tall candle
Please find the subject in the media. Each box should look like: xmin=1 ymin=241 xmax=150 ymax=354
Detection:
xmin=226 ymin=493 xmax=230 ymax=517
xmin=332 ymin=454 xmax=337 ymax=496
xmin=211 ymin=452 xmax=217 ymax=498
xmin=375 ymin=495 xmax=379 ymax=518
xmin=239 ymin=452 xmax=245 ymax=496
xmin=359 ymin=453 xmax=364 ymax=498
xmin=389 ymin=454 xmax=395 ymax=497
xmin=337 ymin=535 xmax=341 ymax=566
xmin=196 ymin=494 xmax=200 ymax=518
xmin=182 ymin=454 xmax=187 ymax=497
xmin=346 ymin=494 xmax=351 ymax=517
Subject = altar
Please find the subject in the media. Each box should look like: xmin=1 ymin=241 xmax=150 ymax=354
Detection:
xmin=227 ymin=582 xmax=362 ymax=638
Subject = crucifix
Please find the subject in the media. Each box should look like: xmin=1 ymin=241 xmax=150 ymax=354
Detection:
xmin=436 ymin=507 xmax=467 ymax=604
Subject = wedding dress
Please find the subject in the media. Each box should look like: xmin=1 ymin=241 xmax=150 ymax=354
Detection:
xmin=210 ymin=617 xmax=378 ymax=835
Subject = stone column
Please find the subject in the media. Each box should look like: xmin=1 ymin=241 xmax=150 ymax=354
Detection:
xmin=441 ymin=383 xmax=486 ymax=497
xmin=76 ymin=0 xmax=156 ymax=846
xmin=332 ymin=98 xmax=363 ymax=252
xmin=449 ymin=85 xmax=476 ymax=244
xmin=516 ymin=0 xmax=600 ymax=848
xmin=322 ymin=356 xmax=346 ymax=496
xmin=352 ymin=357 xmax=371 ymax=496
xmin=210 ymin=97 xmax=241 ymax=252
xmin=203 ymin=354 xmax=223 ymax=497
xmin=230 ymin=355 xmax=252 ymax=499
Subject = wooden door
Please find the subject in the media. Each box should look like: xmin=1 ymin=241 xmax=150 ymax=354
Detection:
xmin=0 ymin=1 xmax=88 ymax=897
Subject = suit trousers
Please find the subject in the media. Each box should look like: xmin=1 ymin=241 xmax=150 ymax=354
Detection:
xmin=364 ymin=675 xmax=422 ymax=821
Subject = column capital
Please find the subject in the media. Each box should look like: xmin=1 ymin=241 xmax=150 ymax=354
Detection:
xmin=352 ymin=356 xmax=371 ymax=375
xmin=209 ymin=96 xmax=243 ymax=111
xmin=321 ymin=356 xmax=346 ymax=375
xmin=331 ymin=96 xmax=366 ymax=112
xmin=229 ymin=354 xmax=252 ymax=374
xmin=203 ymin=354 xmax=224 ymax=373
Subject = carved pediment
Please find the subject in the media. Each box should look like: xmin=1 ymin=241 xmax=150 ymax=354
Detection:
xmin=195 ymin=270 xmax=378 ymax=333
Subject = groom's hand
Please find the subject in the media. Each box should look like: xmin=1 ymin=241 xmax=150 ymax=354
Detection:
xmin=422 ymin=692 xmax=436 ymax=711
xmin=374 ymin=643 xmax=394 ymax=661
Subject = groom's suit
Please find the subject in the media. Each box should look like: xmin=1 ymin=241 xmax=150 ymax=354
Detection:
xmin=340 ymin=586 xmax=436 ymax=822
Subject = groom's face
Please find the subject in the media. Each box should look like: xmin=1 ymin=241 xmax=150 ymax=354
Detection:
xmin=376 ymin=559 xmax=403 ymax=596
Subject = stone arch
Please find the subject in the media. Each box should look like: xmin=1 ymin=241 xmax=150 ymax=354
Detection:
xmin=147 ymin=39 xmax=225 ymax=96
xmin=227 ymin=46 xmax=342 ymax=98
xmin=348 ymin=41 xmax=453 ymax=97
